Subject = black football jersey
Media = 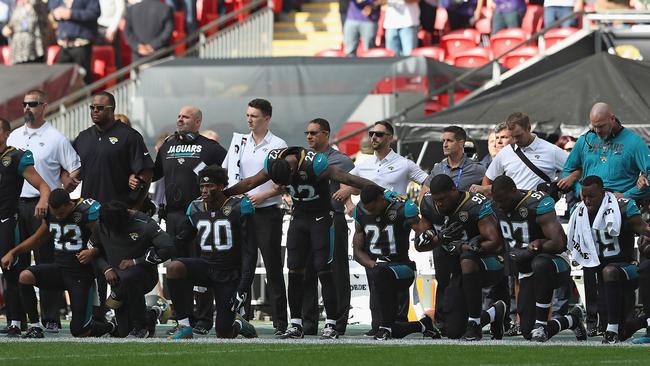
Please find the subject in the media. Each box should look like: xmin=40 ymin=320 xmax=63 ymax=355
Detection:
xmin=264 ymin=147 xmax=331 ymax=214
xmin=586 ymin=197 xmax=641 ymax=264
xmin=353 ymin=199 xmax=419 ymax=262
xmin=0 ymin=147 xmax=33 ymax=217
xmin=420 ymin=191 xmax=493 ymax=242
xmin=47 ymin=198 xmax=100 ymax=272
xmin=184 ymin=196 xmax=255 ymax=270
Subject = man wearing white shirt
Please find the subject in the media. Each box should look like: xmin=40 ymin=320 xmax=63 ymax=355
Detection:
xmin=381 ymin=0 xmax=421 ymax=56
xmin=470 ymin=112 xmax=567 ymax=196
xmin=222 ymin=98 xmax=288 ymax=334
xmin=8 ymin=90 xmax=81 ymax=332
xmin=97 ymin=0 xmax=125 ymax=67
xmin=335 ymin=120 xmax=427 ymax=336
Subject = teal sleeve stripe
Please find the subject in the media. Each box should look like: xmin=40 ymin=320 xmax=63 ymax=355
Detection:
xmin=404 ymin=200 xmax=419 ymax=219
xmin=186 ymin=203 xmax=194 ymax=226
xmin=18 ymin=150 xmax=34 ymax=176
xmin=626 ymin=199 xmax=641 ymax=217
xmin=478 ymin=200 xmax=494 ymax=220
xmin=353 ymin=206 xmax=359 ymax=223
xmin=240 ymin=197 xmax=255 ymax=216
xmin=87 ymin=202 xmax=101 ymax=221
xmin=536 ymin=197 xmax=556 ymax=216
xmin=313 ymin=153 xmax=329 ymax=177
xmin=263 ymin=156 xmax=269 ymax=173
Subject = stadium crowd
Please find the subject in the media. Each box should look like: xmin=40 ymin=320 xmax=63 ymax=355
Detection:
xmin=0 ymin=90 xmax=649 ymax=345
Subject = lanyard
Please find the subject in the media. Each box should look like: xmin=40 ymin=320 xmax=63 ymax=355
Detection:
xmin=445 ymin=158 xmax=466 ymax=189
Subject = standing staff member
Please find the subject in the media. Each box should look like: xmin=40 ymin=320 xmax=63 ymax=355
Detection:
xmin=9 ymin=90 xmax=81 ymax=333
xmin=222 ymin=98 xmax=288 ymax=335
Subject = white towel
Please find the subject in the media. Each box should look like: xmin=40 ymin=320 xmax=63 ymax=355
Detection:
xmin=223 ymin=133 xmax=248 ymax=188
xmin=567 ymin=192 xmax=622 ymax=268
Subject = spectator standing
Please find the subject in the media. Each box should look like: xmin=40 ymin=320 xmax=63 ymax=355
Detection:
xmin=2 ymin=0 xmax=50 ymax=64
xmin=49 ymin=0 xmax=100 ymax=85
xmin=544 ymin=0 xmax=582 ymax=28
xmin=382 ymin=0 xmax=420 ymax=56
xmin=165 ymin=0 xmax=197 ymax=34
xmin=480 ymin=0 xmax=526 ymax=34
xmin=97 ymin=0 xmax=124 ymax=67
xmin=0 ymin=0 xmax=15 ymax=45
xmin=342 ymin=0 xmax=379 ymax=56
xmin=123 ymin=0 xmax=173 ymax=60
xmin=441 ymin=0 xmax=478 ymax=30
xmin=221 ymin=99 xmax=288 ymax=335
xmin=419 ymin=0 xmax=437 ymax=41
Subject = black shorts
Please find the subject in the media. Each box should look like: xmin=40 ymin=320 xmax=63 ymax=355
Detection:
xmin=460 ymin=252 xmax=505 ymax=287
xmin=602 ymin=262 xmax=640 ymax=289
xmin=286 ymin=213 xmax=333 ymax=272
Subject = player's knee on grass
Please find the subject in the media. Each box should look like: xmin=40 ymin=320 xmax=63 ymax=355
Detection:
xmin=602 ymin=265 xmax=621 ymax=282
xmin=18 ymin=269 xmax=36 ymax=285
xmin=460 ymin=258 xmax=480 ymax=274
xmin=166 ymin=260 xmax=187 ymax=279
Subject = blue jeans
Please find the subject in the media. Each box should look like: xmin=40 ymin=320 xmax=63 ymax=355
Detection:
xmin=491 ymin=10 xmax=525 ymax=34
xmin=385 ymin=25 xmax=418 ymax=56
xmin=166 ymin=0 xmax=198 ymax=34
xmin=343 ymin=19 xmax=378 ymax=56
xmin=544 ymin=6 xmax=577 ymax=28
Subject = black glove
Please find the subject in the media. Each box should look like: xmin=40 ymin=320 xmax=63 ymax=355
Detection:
xmin=466 ymin=235 xmax=483 ymax=254
xmin=509 ymin=247 xmax=536 ymax=264
xmin=414 ymin=230 xmax=435 ymax=250
xmin=441 ymin=240 xmax=465 ymax=255
xmin=438 ymin=221 xmax=464 ymax=244
xmin=143 ymin=247 xmax=163 ymax=265
xmin=231 ymin=290 xmax=248 ymax=314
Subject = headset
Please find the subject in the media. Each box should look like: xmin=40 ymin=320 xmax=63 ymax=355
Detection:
xmin=167 ymin=131 xmax=199 ymax=143
xmin=584 ymin=117 xmax=623 ymax=149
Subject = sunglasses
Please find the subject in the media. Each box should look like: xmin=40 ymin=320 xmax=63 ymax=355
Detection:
xmin=89 ymin=105 xmax=113 ymax=112
xmin=368 ymin=131 xmax=391 ymax=138
xmin=304 ymin=131 xmax=323 ymax=136
xmin=22 ymin=101 xmax=43 ymax=108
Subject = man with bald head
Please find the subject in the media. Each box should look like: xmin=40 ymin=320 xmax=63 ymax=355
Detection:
xmin=560 ymin=102 xmax=650 ymax=336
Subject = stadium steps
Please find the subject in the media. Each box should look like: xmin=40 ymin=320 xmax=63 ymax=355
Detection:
xmin=273 ymin=1 xmax=343 ymax=56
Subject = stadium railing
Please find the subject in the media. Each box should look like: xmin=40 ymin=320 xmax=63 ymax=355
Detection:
xmin=37 ymin=0 xmax=273 ymax=140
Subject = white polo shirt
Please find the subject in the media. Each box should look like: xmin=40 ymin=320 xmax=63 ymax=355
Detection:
xmin=8 ymin=122 xmax=81 ymax=198
xmin=350 ymin=149 xmax=427 ymax=194
xmin=222 ymin=130 xmax=287 ymax=208
xmin=485 ymin=135 xmax=567 ymax=190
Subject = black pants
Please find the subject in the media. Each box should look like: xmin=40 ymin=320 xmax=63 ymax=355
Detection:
xmin=448 ymin=10 xmax=472 ymax=30
xmin=23 ymin=264 xmax=112 ymax=337
xmin=302 ymin=212 xmax=350 ymax=334
xmin=0 ymin=215 xmax=30 ymax=323
xmin=583 ymin=265 xmax=606 ymax=331
xmin=57 ymin=44 xmax=93 ymax=85
xmin=432 ymin=247 xmax=462 ymax=324
xmin=249 ymin=206 xmax=287 ymax=330
xmin=112 ymin=265 xmax=159 ymax=337
xmin=18 ymin=198 xmax=61 ymax=325
xmin=419 ymin=1 xmax=437 ymax=34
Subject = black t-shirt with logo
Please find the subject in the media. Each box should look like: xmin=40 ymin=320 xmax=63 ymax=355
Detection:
xmin=153 ymin=134 xmax=226 ymax=212
xmin=73 ymin=122 xmax=154 ymax=204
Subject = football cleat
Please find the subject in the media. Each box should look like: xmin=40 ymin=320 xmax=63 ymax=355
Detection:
xmin=21 ymin=326 xmax=44 ymax=339
xmin=374 ymin=327 xmax=392 ymax=341
xmin=491 ymin=301 xmax=506 ymax=340
xmin=235 ymin=314 xmax=258 ymax=339
xmin=273 ymin=328 xmax=286 ymax=336
xmin=278 ymin=324 xmax=304 ymax=339
xmin=569 ymin=307 xmax=587 ymax=341
xmin=44 ymin=322 xmax=59 ymax=334
xmin=6 ymin=325 xmax=21 ymax=338
xmin=632 ymin=327 xmax=650 ymax=344
xmin=167 ymin=322 xmax=180 ymax=336
xmin=602 ymin=331 xmax=620 ymax=344
xmin=146 ymin=308 xmax=160 ymax=338
xmin=105 ymin=292 xmax=124 ymax=310
xmin=462 ymin=321 xmax=482 ymax=341
xmin=504 ymin=323 xmax=521 ymax=337
xmin=363 ymin=329 xmax=378 ymax=337
xmin=193 ymin=322 xmax=211 ymax=335
xmin=167 ymin=324 xmax=193 ymax=340
xmin=320 ymin=324 xmax=339 ymax=340
xmin=419 ymin=316 xmax=441 ymax=339
xmin=126 ymin=328 xmax=150 ymax=338
xmin=531 ymin=324 xmax=548 ymax=343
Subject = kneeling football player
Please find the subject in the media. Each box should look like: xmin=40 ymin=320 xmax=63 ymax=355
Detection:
xmin=353 ymin=185 xmax=439 ymax=340
xmin=0 ymin=189 xmax=114 ymax=338
xmin=167 ymin=166 xmax=257 ymax=339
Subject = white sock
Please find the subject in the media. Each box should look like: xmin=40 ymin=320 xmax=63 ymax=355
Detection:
xmin=290 ymin=318 xmax=303 ymax=327
xmin=325 ymin=319 xmax=336 ymax=327
xmin=564 ymin=315 xmax=573 ymax=329
xmin=535 ymin=320 xmax=547 ymax=326
xmin=468 ymin=317 xmax=481 ymax=325
xmin=11 ymin=320 xmax=21 ymax=327
xmin=418 ymin=319 xmax=426 ymax=332
xmin=536 ymin=302 xmax=551 ymax=309
xmin=487 ymin=307 xmax=496 ymax=322
xmin=607 ymin=324 xmax=619 ymax=334
xmin=29 ymin=323 xmax=43 ymax=329
xmin=379 ymin=326 xmax=392 ymax=332
xmin=647 ymin=318 xmax=650 ymax=327
xmin=178 ymin=318 xmax=190 ymax=327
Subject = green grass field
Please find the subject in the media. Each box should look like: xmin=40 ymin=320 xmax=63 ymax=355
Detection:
xmin=1 ymin=341 xmax=649 ymax=366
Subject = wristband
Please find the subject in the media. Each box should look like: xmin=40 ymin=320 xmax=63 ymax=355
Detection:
xmin=104 ymin=268 xmax=114 ymax=275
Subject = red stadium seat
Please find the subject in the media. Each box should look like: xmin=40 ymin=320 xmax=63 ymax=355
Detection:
xmin=335 ymin=121 xmax=367 ymax=156
xmin=438 ymin=90 xmax=470 ymax=107
xmin=359 ymin=48 xmax=396 ymax=57
xmin=424 ymin=100 xmax=445 ymax=115
xmin=375 ymin=9 xmax=386 ymax=48
xmin=197 ymin=0 xmax=218 ymax=26
xmin=503 ymin=45 xmax=539 ymax=69
xmin=315 ymin=48 xmax=346 ymax=57
xmin=118 ymin=19 xmax=132 ymax=67
xmin=46 ymin=45 xmax=61 ymax=65
xmin=522 ymin=5 xmax=544 ymax=35
xmin=418 ymin=29 xmax=433 ymax=47
xmin=91 ymin=46 xmax=117 ymax=85
xmin=544 ymin=27 xmax=579 ymax=49
xmin=0 ymin=46 xmax=11 ymax=65
xmin=411 ymin=46 xmax=445 ymax=61
xmin=172 ymin=11 xmax=187 ymax=55
xmin=490 ymin=28 xmax=529 ymax=58
xmin=441 ymin=29 xmax=480 ymax=60
xmin=452 ymin=47 xmax=491 ymax=68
